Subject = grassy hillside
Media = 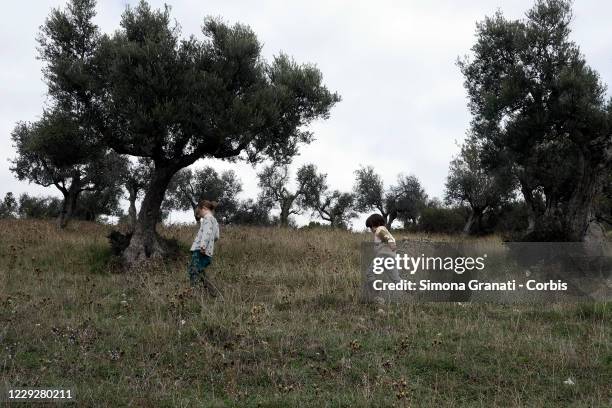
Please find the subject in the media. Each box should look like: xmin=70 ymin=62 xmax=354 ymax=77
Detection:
xmin=1 ymin=219 xmax=610 ymax=407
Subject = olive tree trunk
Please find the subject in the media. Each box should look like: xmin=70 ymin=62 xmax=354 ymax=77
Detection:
xmin=519 ymin=151 xmax=606 ymax=242
xmin=279 ymin=198 xmax=294 ymax=227
xmin=563 ymin=154 xmax=603 ymax=241
xmin=462 ymin=211 xmax=475 ymax=236
xmin=57 ymin=179 xmax=81 ymax=229
xmin=123 ymin=166 xmax=175 ymax=266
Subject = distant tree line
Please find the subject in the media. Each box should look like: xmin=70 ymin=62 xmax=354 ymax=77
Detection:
xmin=0 ymin=155 xmax=561 ymax=238
xmin=0 ymin=191 xmax=121 ymax=221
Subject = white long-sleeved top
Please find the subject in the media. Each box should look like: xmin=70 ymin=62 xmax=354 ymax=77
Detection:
xmin=190 ymin=213 xmax=220 ymax=256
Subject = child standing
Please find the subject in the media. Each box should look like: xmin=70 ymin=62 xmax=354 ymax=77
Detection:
xmin=188 ymin=200 xmax=222 ymax=298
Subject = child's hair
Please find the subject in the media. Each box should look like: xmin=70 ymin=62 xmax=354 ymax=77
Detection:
xmin=198 ymin=200 xmax=218 ymax=211
xmin=365 ymin=213 xmax=385 ymax=229
xmin=195 ymin=200 xmax=219 ymax=221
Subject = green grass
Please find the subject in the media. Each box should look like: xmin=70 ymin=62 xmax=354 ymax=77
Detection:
xmin=0 ymin=219 xmax=610 ymax=407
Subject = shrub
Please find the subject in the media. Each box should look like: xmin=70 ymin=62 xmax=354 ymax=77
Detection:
xmin=18 ymin=194 xmax=62 ymax=219
xmin=416 ymin=206 xmax=467 ymax=234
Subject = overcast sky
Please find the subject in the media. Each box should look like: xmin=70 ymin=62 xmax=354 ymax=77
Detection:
xmin=1 ymin=0 xmax=611 ymax=226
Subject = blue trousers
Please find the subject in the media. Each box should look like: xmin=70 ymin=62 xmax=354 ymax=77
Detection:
xmin=188 ymin=251 xmax=212 ymax=286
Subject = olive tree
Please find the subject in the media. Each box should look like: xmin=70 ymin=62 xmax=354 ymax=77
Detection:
xmin=353 ymin=166 xmax=428 ymax=228
xmin=257 ymin=163 xmax=322 ymax=226
xmin=309 ymin=190 xmax=356 ymax=229
xmin=10 ymin=0 xmax=114 ymax=228
xmin=391 ymin=174 xmax=428 ymax=227
xmin=299 ymin=165 xmax=356 ymax=228
xmin=459 ymin=0 xmax=611 ymax=241
xmin=445 ymin=140 xmax=516 ymax=235
xmin=0 ymin=193 xmax=18 ymax=219
xmin=10 ymin=113 xmax=124 ymax=228
xmin=95 ymin=2 xmax=340 ymax=265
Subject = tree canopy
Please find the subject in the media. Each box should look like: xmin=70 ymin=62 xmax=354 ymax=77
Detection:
xmin=96 ymin=2 xmax=340 ymax=167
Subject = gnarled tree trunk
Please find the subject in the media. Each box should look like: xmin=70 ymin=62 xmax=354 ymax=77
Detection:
xmin=563 ymin=154 xmax=603 ymax=241
xmin=462 ymin=206 xmax=485 ymax=236
xmin=57 ymin=179 xmax=81 ymax=229
xmin=123 ymin=166 xmax=175 ymax=267
xmin=462 ymin=211 xmax=475 ymax=236
xmin=279 ymin=198 xmax=293 ymax=227
xmin=519 ymin=151 xmax=607 ymax=242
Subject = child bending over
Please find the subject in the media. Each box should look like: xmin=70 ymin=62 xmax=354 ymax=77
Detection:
xmin=365 ymin=213 xmax=401 ymax=303
xmin=365 ymin=213 xmax=396 ymax=251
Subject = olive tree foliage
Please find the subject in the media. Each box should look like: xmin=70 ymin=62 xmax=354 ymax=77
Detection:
xmin=307 ymin=190 xmax=356 ymax=229
xmin=94 ymin=1 xmax=340 ymax=265
xmin=228 ymin=197 xmax=274 ymax=226
xmin=353 ymin=166 xmax=390 ymax=224
xmin=74 ymin=184 xmax=125 ymax=221
xmin=165 ymin=166 xmax=242 ymax=222
xmin=0 ymin=193 xmax=18 ymax=219
xmin=298 ymin=166 xmax=357 ymax=228
xmin=445 ymin=140 xmax=516 ymax=235
xmin=256 ymin=164 xmax=316 ymax=226
xmin=10 ymin=114 xmax=125 ymax=228
xmin=353 ymin=166 xmax=428 ymax=228
xmin=10 ymin=0 xmax=117 ymax=229
xmin=459 ymin=0 xmax=611 ymax=241
xmin=390 ymin=174 xmax=428 ymax=226
xmin=17 ymin=194 xmax=63 ymax=219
